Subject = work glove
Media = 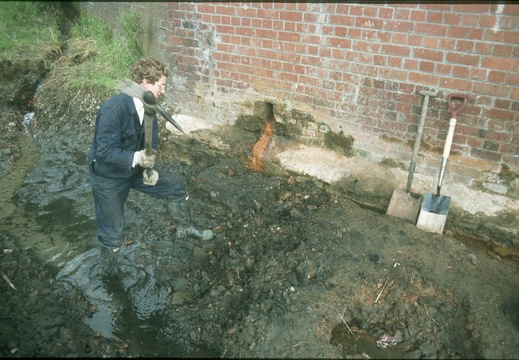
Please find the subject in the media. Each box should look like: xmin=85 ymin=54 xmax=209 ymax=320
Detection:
xmin=143 ymin=169 xmax=159 ymax=186
xmin=133 ymin=149 xmax=155 ymax=169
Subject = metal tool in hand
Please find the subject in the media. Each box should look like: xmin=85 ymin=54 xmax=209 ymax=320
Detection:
xmin=143 ymin=91 xmax=156 ymax=180
xmin=116 ymin=78 xmax=185 ymax=134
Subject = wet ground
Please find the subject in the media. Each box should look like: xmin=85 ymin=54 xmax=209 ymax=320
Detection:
xmin=2 ymin=21 xmax=519 ymax=359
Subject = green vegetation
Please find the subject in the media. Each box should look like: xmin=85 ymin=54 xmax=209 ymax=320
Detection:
xmin=1 ymin=2 xmax=144 ymax=96
xmin=0 ymin=1 xmax=61 ymax=55
xmin=66 ymin=10 xmax=143 ymax=94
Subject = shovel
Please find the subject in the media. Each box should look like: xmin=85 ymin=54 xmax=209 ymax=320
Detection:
xmin=386 ymin=89 xmax=438 ymax=222
xmin=416 ymin=94 xmax=467 ymax=234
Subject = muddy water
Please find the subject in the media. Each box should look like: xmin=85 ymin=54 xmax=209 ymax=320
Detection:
xmin=0 ymin=131 xmax=218 ymax=357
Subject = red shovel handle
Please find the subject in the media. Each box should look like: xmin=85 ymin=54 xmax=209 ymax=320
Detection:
xmin=448 ymin=94 xmax=467 ymax=119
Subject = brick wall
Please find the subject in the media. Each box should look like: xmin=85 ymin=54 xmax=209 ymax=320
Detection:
xmin=76 ymin=2 xmax=519 ymax=175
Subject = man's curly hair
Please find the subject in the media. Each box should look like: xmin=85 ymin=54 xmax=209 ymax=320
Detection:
xmin=130 ymin=58 xmax=169 ymax=84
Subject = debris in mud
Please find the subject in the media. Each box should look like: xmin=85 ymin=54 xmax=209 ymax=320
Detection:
xmin=376 ymin=332 xmax=400 ymax=348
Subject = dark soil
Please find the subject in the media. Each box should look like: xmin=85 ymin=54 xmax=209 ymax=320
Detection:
xmin=1 ymin=6 xmax=519 ymax=359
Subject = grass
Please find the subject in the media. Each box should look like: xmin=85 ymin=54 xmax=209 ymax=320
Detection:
xmin=64 ymin=11 xmax=142 ymax=95
xmin=1 ymin=2 xmax=143 ymax=96
xmin=0 ymin=1 xmax=61 ymax=56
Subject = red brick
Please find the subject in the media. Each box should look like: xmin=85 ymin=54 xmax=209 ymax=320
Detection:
xmin=482 ymin=57 xmax=517 ymax=72
xmin=448 ymin=26 xmax=484 ymax=40
xmin=485 ymin=30 xmax=519 ymax=44
xmin=473 ymin=82 xmax=511 ymax=97
xmin=500 ymin=16 xmax=519 ymax=30
xmin=348 ymin=28 xmax=362 ymax=39
xmin=329 ymin=14 xmax=355 ymax=26
xmin=409 ymin=71 xmax=438 ymax=86
xmin=506 ymin=73 xmax=519 ymax=86
xmin=494 ymin=99 xmax=511 ymax=110
xmin=440 ymin=77 xmax=473 ymax=92
xmin=410 ymin=9 xmax=426 ymax=21
xmin=422 ymin=37 xmax=439 ymax=48
xmin=256 ymin=29 xmax=276 ymax=39
xmin=403 ymin=59 xmax=419 ymax=70
xmin=235 ymin=6 xmax=256 ymax=17
xmin=414 ymin=48 xmax=444 ymax=62
xmin=446 ymin=53 xmax=480 ymax=66
xmin=261 ymin=39 xmax=273 ymax=49
xmin=373 ymin=54 xmax=386 ymax=66
xmin=487 ymin=70 xmax=507 ymax=83
xmin=437 ymin=63 xmax=452 ymax=75
xmin=480 ymin=15 xmax=499 ymax=28
xmin=381 ymin=44 xmax=410 ymax=57
xmin=467 ymin=136 xmax=484 ymax=149
xmin=332 ymin=48 xmax=346 ymax=59
xmin=407 ymin=34 xmax=422 ymax=46
xmin=469 ymin=68 xmax=488 ymax=81
xmin=454 ymin=4 xmax=491 ymax=12
xmin=415 ymin=22 xmax=447 ymax=36
xmin=394 ymin=8 xmax=410 ymax=20
xmin=391 ymin=33 xmax=406 ymax=45
xmin=452 ymin=66 xmax=470 ymax=78
xmin=427 ymin=11 xmax=444 ymax=23
xmin=197 ymin=4 xmax=215 ymax=13
xmin=257 ymin=8 xmax=278 ymax=19
xmin=494 ymin=44 xmax=514 ymax=57
xmin=419 ymin=61 xmax=435 ymax=73
xmin=279 ymin=10 xmax=302 ymax=21
xmin=385 ymin=19 xmax=414 ymax=32
xmin=475 ymin=42 xmax=493 ymax=55
xmin=328 ymin=37 xmax=351 ymax=49
xmin=460 ymin=14 xmax=481 ymax=27
xmin=456 ymin=40 xmax=474 ymax=52
xmin=444 ymin=13 xmax=461 ymax=25
xmin=438 ymin=38 xmax=456 ymax=50
xmin=501 ymin=4 xmax=519 ymax=15
xmin=387 ymin=56 xmax=402 ymax=67
xmin=485 ymin=109 xmax=515 ymax=122
xmin=378 ymin=7 xmax=394 ymax=19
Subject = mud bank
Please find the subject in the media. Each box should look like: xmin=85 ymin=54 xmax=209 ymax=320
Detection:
xmin=1 ymin=16 xmax=519 ymax=359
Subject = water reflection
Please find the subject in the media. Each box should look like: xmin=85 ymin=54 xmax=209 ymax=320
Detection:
xmin=4 ymin=136 xmax=219 ymax=357
xmin=55 ymin=242 xmax=188 ymax=355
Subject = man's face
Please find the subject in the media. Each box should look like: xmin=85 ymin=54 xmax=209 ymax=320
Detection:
xmin=141 ymin=75 xmax=167 ymax=98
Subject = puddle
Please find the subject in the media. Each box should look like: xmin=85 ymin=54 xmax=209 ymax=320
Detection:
xmin=0 ymin=135 xmax=220 ymax=357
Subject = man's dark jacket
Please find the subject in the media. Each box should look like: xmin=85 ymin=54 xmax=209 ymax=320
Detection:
xmin=88 ymin=93 xmax=158 ymax=179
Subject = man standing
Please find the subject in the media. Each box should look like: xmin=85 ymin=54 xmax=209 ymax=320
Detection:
xmin=88 ymin=58 xmax=213 ymax=272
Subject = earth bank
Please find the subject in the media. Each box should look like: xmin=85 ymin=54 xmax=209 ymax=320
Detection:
xmin=1 ymin=20 xmax=519 ymax=360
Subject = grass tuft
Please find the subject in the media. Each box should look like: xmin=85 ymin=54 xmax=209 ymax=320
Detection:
xmin=0 ymin=1 xmax=61 ymax=56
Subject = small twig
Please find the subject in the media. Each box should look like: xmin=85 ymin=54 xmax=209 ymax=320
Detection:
xmin=375 ymin=262 xmax=400 ymax=303
xmin=2 ymin=274 xmax=16 ymax=290
xmin=424 ymin=305 xmax=440 ymax=326
xmin=319 ymin=301 xmax=355 ymax=338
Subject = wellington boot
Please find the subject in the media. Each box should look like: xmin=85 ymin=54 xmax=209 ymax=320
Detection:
xmin=100 ymin=246 xmax=120 ymax=276
xmin=168 ymin=200 xmax=214 ymax=241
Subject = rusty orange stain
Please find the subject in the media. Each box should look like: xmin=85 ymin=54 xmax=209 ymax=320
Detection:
xmin=248 ymin=119 xmax=274 ymax=171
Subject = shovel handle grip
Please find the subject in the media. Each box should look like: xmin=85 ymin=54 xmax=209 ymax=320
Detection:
xmin=448 ymin=94 xmax=467 ymax=119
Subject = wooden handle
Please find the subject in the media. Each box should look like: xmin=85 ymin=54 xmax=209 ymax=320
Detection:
xmin=443 ymin=118 xmax=457 ymax=159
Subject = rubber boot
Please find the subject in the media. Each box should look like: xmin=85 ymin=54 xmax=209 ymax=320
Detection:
xmin=100 ymin=246 xmax=120 ymax=276
xmin=168 ymin=200 xmax=214 ymax=241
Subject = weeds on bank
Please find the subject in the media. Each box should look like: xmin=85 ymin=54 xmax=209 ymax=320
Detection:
xmin=64 ymin=10 xmax=143 ymax=97
xmin=0 ymin=1 xmax=61 ymax=56
xmin=1 ymin=2 xmax=143 ymax=97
